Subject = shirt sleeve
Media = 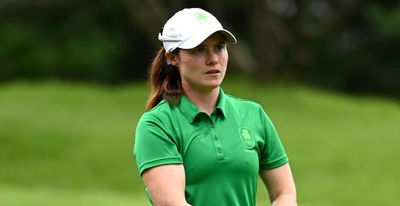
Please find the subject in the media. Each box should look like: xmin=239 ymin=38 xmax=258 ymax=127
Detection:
xmin=258 ymin=105 xmax=289 ymax=170
xmin=134 ymin=113 xmax=183 ymax=175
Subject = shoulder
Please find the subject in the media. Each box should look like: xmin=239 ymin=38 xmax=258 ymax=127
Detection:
xmin=225 ymin=93 xmax=262 ymax=111
xmin=138 ymin=100 xmax=174 ymax=125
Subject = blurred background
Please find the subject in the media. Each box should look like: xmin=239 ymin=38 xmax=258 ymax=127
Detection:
xmin=0 ymin=0 xmax=399 ymax=205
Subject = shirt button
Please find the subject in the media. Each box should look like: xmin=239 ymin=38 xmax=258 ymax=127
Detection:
xmin=213 ymin=136 xmax=218 ymax=141
xmin=217 ymin=148 xmax=222 ymax=153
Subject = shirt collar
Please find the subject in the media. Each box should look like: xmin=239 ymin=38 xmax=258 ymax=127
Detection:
xmin=178 ymin=88 xmax=228 ymax=123
xmin=215 ymin=88 xmax=227 ymax=119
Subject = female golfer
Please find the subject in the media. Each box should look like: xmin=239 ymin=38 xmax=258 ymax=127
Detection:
xmin=134 ymin=8 xmax=297 ymax=206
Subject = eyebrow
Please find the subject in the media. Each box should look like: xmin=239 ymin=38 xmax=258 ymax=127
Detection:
xmin=197 ymin=41 xmax=226 ymax=47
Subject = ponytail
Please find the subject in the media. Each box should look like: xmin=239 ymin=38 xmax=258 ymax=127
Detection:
xmin=145 ymin=47 xmax=183 ymax=110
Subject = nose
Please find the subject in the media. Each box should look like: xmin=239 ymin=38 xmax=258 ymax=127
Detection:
xmin=206 ymin=50 xmax=219 ymax=66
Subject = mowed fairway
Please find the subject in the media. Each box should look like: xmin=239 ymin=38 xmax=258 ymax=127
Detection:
xmin=0 ymin=80 xmax=399 ymax=206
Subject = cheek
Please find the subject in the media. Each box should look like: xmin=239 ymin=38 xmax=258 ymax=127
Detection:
xmin=220 ymin=51 xmax=228 ymax=66
xmin=221 ymin=55 xmax=228 ymax=70
xmin=178 ymin=64 xmax=196 ymax=82
xmin=179 ymin=58 xmax=200 ymax=73
xmin=177 ymin=55 xmax=194 ymax=70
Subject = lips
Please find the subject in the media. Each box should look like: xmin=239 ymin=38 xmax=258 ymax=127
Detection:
xmin=205 ymin=69 xmax=220 ymax=74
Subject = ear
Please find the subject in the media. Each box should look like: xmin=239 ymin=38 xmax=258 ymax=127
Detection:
xmin=165 ymin=51 xmax=179 ymax=66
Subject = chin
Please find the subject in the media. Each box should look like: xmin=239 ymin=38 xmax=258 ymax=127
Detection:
xmin=205 ymin=80 xmax=222 ymax=88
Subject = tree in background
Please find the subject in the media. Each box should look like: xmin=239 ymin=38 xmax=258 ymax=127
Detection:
xmin=0 ymin=0 xmax=398 ymax=97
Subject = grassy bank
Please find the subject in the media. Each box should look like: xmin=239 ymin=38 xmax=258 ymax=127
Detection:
xmin=0 ymin=80 xmax=399 ymax=205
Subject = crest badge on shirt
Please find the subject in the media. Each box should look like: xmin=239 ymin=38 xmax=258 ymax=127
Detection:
xmin=238 ymin=127 xmax=255 ymax=149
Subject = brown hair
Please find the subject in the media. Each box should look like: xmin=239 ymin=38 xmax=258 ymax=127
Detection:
xmin=145 ymin=47 xmax=183 ymax=110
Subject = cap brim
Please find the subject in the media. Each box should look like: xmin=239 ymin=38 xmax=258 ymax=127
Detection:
xmin=178 ymin=29 xmax=237 ymax=49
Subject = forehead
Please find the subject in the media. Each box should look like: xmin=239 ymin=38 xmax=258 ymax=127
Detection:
xmin=199 ymin=32 xmax=225 ymax=46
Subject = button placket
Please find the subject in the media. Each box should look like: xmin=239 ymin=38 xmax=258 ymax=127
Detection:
xmin=209 ymin=122 xmax=224 ymax=160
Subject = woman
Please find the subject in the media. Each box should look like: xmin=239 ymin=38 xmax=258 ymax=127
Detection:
xmin=134 ymin=8 xmax=297 ymax=206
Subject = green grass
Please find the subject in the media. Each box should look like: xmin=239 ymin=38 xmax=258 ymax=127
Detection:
xmin=0 ymin=80 xmax=399 ymax=205
xmin=0 ymin=186 xmax=148 ymax=206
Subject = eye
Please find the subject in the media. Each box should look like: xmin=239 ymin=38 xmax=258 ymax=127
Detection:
xmin=216 ymin=43 xmax=226 ymax=50
xmin=194 ymin=47 xmax=206 ymax=53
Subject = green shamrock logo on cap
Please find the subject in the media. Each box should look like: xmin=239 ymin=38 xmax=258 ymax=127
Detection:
xmin=194 ymin=11 xmax=211 ymax=24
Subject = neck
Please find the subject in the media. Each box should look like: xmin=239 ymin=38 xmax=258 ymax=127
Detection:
xmin=183 ymin=86 xmax=220 ymax=116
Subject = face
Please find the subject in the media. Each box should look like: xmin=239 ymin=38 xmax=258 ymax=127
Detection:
xmin=168 ymin=33 xmax=228 ymax=93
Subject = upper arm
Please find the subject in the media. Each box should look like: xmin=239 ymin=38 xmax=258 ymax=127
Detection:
xmin=257 ymin=106 xmax=296 ymax=205
xmin=259 ymin=163 xmax=296 ymax=204
xmin=258 ymin=105 xmax=288 ymax=170
xmin=134 ymin=114 xmax=183 ymax=175
xmin=134 ymin=114 xmax=189 ymax=205
xmin=142 ymin=164 xmax=189 ymax=206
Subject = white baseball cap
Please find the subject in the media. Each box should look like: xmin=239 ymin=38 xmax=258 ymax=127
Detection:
xmin=158 ymin=8 xmax=237 ymax=52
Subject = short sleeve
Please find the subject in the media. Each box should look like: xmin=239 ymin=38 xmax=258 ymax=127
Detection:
xmin=134 ymin=113 xmax=183 ymax=175
xmin=258 ymin=105 xmax=289 ymax=170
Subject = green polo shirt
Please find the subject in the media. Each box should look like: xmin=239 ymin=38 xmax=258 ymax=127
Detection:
xmin=134 ymin=89 xmax=288 ymax=206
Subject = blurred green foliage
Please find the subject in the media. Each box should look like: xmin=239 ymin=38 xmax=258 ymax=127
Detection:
xmin=0 ymin=80 xmax=399 ymax=205
xmin=0 ymin=0 xmax=148 ymax=82
xmin=366 ymin=2 xmax=400 ymax=39
xmin=307 ymin=2 xmax=400 ymax=96
xmin=0 ymin=0 xmax=399 ymax=96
